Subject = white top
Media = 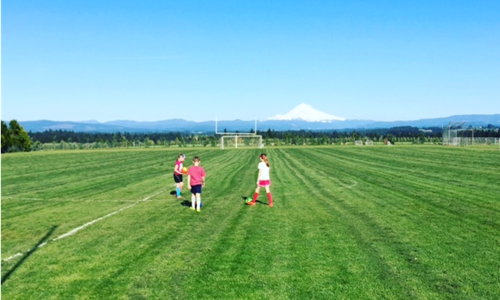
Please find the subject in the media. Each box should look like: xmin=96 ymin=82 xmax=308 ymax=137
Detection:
xmin=258 ymin=161 xmax=270 ymax=180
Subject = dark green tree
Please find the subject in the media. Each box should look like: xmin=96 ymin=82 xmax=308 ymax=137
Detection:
xmin=1 ymin=120 xmax=32 ymax=152
xmin=1 ymin=121 xmax=11 ymax=153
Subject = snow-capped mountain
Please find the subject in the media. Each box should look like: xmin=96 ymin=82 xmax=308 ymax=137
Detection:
xmin=268 ymin=103 xmax=345 ymax=122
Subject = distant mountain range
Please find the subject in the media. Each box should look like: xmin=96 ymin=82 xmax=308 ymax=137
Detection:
xmin=17 ymin=114 xmax=500 ymax=133
xmin=9 ymin=103 xmax=499 ymax=133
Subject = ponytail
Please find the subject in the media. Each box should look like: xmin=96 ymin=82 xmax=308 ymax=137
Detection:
xmin=260 ymin=153 xmax=270 ymax=167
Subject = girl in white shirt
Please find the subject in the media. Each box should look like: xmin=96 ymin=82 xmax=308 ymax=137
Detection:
xmin=246 ymin=153 xmax=274 ymax=207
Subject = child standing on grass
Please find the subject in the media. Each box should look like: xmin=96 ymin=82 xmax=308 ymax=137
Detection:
xmin=173 ymin=154 xmax=186 ymax=198
xmin=188 ymin=156 xmax=206 ymax=212
xmin=246 ymin=153 xmax=273 ymax=207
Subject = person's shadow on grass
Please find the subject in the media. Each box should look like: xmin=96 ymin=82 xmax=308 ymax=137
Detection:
xmin=1 ymin=225 xmax=58 ymax=285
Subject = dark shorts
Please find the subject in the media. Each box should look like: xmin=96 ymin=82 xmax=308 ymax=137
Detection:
xmin=191 ymin=184 xmax=202 ymax=194
xmin=174 ymin=173 xmax=183 ymax=183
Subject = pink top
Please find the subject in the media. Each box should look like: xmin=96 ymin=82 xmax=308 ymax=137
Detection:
xmin=174 ymin=160 xmax=183 ymax=174
xmin=188 ymin=166 xmax=206 ymax=185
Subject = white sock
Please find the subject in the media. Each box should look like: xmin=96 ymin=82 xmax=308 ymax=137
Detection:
xmin=191 ymin=196 xmax=195 ymax=208
xmin=197 ymin=197 xmax=201 ymax=210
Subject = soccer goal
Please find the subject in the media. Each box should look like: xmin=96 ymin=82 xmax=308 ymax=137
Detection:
xmin=443 ymin=122 xmax=466 ymax=146
xmin=355 ymin=140 xmax=363 ymax=146
xmin=365 ymin=140 xmax=374 ymax=146
xmin=220 ymin=135 xmax=264 ymax=149
xmin=216 ymin=118 xmax=263 ymax=149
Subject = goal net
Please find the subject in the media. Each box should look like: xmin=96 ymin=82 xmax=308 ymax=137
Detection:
xmin=365 ymin=140 xmax=374 ymax=146
xmin=220 ymin=135 xmax=263 ymax=149
xmin=451 ymin=137 xmax=499 ymax=147
xmin=443 ymin=122 xmax=465 ymax=146
xmin=355 ymin=140 xmax=363 ymax=146
xmin=215 ymin=117 xmax=263 ymax=149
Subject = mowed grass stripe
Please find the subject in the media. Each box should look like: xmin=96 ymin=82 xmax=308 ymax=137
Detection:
xmin=312 ymin=148 xmax=496 ymax=298
xmin=328 ymin=146 xmax=500 ymax=204
xmin=1 ymin=151 xmax=146 ymax=190
xmin=306 ymin=146 xmax=499 ymax=244
xmin=2 ymin=150 xmax=173 ymax=199
xmin=274 ymin=148 xmax=438 ymax=299
xmin=273 ymin=149 xmax=379 ymax=298
xmin=291 ymin=146 xmax=500 ymax=298
xmin=323 ymin=147 xmax=500 ymax=240
xmin=347 ymin=146 xmax=500 ymax=203
xmin=311 ymin=146 xmax=500 ymax=222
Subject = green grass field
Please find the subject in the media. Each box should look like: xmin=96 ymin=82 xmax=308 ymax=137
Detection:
xmin=2 ymin=145 xmax=500 ymax=299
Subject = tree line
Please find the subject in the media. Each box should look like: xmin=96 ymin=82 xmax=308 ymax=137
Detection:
xmin=24 ymin=126 xmax=451 ymax=151
xmin=2 ymin=119 xmax=500 ymax=153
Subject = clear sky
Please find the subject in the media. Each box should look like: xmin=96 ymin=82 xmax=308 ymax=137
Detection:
xmin=2 ymin=0 xmax=499 ymax=122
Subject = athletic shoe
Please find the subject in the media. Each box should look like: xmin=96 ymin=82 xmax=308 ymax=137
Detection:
xmin=269 ymin=203 xmax=274 ymax=207
xmin=246 ymin=202 xmax=255 ymax=206
xmin=196 ymin=209 xmax=201 ymax=212
xmin=190 ymin=207 xmax=195 ymax=210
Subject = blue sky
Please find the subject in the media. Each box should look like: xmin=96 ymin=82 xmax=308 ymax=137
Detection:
xmin=2 ymin=0 xmax=499 ymax=122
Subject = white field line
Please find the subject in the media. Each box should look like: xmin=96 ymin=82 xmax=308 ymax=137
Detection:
xmin=2 ymin=190 xmax=166 ymax=262
xmin=3 ymin=253 xmax=23 ymax=262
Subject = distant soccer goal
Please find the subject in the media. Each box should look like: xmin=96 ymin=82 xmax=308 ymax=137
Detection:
xmin=220 ymin=135 xmax=264 ymax=149
xmin=443 ymin=122 xmax=499 ymax=148
xmin=365 ymin=140 xmax=374 ymax=146
xmin=216 ymin=117 xmax=263 ymax=149
xmin=443 ymin=122 xmax=466 ymax=146
xmin=355 ymin=140 xmax=363 ymax=146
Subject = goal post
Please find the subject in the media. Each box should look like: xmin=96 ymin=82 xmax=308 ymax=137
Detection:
xmin=215 ymin=117 xmax=264 ymax=149
xmin=442 ymin=122 xmax=499 ymax=148
xmin=443 ymin=122 xmax=466 ymax=146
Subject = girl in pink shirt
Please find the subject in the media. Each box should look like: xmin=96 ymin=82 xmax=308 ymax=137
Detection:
xmin=173 ymin=154 xmax=186 ymax=198
xmin=187 ymin=156 xmax=206 ymax=212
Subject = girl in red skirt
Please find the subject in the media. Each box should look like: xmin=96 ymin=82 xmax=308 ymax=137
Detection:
xmin=246 ymin=153 xmax=273 ymax=207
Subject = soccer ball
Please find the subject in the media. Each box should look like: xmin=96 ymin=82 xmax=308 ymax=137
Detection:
xmin=182 ymin=167 xmax=188 ymax=174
